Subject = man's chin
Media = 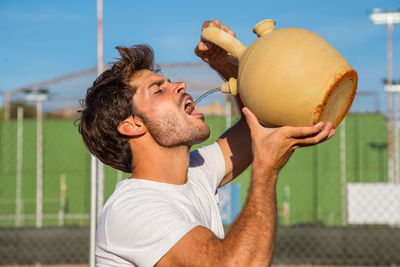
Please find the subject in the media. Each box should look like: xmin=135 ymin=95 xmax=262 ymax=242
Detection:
xmin=188 ymin=127 xmax=210 ymax=146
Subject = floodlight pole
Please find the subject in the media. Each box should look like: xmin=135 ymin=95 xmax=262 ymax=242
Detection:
xmin=15 ymin=106 xmax=23 ymax=227
xmin=96 ymin=0 xmax=105 ymax=221
xmin=370 ymin=9 xmax=400 ymax=183
xmin=387 ymin=22 xmax=395 ymax=184
xmin=89 ymin=0 xmax=104 ymax=266
xmin=36 ymin=100 xmax=43 ymax=228
xmin=25 ymin=90 xmax=48 ymax=228
xmin=340 ymin=118 xmax=347 ymax=225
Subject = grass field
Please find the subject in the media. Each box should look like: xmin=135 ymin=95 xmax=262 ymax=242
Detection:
xmin=0 ymin=112 xmax=388 ymax=227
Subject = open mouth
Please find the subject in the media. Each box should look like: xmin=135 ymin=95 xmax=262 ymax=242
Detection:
xmin=184 ymin=98 xmax=194 ymax=114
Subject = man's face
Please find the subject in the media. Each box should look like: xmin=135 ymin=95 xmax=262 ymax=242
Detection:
xmin=131 ymin=70 xmax=210 ymax=147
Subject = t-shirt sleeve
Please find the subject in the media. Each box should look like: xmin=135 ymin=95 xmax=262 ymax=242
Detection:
xmin=189 ymin=142 xmax=226 ymax=192
xmin=101 ymin=193 xmax=198 ymax=267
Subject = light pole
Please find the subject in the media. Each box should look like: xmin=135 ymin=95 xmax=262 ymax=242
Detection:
xmin=15 ymin=106 xmax=24 ymax=227
xmin=89 ymin=0 xmax=105 ymax=266
xmin=96 ymin=0 xmax=105 ymax=221
xmin=340 ymin=118 xmax=347 ymax=225
xmin=370 ymin=9 xmax=400 ymax=183
xmin=25 ymin=88 xmax=49 ymax=228
xmin=384 ymin=83 xmax=400 ymax=184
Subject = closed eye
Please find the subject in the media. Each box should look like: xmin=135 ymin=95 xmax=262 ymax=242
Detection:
xmin=149 ymin=78 xmax=170 ymax=95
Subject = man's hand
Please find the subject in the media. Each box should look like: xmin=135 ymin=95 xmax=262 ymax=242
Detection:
xmin=194 ymin=19 xmax=238 ymax=80
xmin=242 ymin=107 xmax=336 ymax=175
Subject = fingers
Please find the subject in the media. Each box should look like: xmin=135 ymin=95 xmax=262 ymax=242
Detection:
xmin=201 ymin=19 xmax=222 ymax=31
xmin=195 ymin=19 xmax=236 ymax=61
xmin=287 ymin=122 xmax=325 ymax=138
xmin=220 ymin=24 xmax=235 ymax=37
xmin=286 ymin=121 xmax=335 ymax=139
xmin=242 ymin=107 xmax=259 ymax=128
xmin=195 ymin=44 xmax=223 ymax=63
xmin=292 ymin=123 xmax=336 ymax=148
xmin=197 ymin=41 xmax=210 ymax=51
xmin=195 ymin=43 xmax=228 ymax=63
xmin=195 ymin=41 xmax=213 ymax=58
xmin=201 ymin=19 xmax=235 ymax=39
xmin=242 ymin=108 xmax=336 ymax=143
xmin=327 ymin=128 xmax=336 ymax=139
xmin=199 ymin=19 xmax=222 ymax=51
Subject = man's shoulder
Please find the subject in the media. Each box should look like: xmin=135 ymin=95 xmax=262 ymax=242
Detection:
xmin=188 ymin=142 xmax=225 ymax=192
xmin=189 ymin=142 xmax=223 ymax=167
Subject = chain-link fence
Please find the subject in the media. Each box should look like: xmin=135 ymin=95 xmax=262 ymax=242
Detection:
xmin=0 ymin=63 xmax=399 ymax=266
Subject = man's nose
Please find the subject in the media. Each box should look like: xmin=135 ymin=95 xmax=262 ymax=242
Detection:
xmin=173 ymin=82 xmax=186 ymax=94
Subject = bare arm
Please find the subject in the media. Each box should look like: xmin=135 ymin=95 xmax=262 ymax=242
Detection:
xmin=156 ymin=107 xmax=335 ymax=266
xmin=217 ymin=114 xmax=251 ymax=187
xmin=156 ymin=167 xmax=277 ymax=266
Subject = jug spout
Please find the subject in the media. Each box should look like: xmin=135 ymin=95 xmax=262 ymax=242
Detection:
xmin=221 ymin=78 xmax=238 ymax=96
xmin=253 ymin=19 xmax=276 ymax=37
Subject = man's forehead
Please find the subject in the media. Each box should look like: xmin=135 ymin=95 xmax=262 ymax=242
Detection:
xmin=129 ymin=70 xmax=163 ymax=88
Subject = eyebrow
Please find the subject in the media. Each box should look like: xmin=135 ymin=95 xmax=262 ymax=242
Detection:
xmin=148 ymin=78 xmax=171 ymax=90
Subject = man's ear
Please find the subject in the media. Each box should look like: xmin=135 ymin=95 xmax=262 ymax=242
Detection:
xmin=117 ymin=116 xmax=146 ymax=137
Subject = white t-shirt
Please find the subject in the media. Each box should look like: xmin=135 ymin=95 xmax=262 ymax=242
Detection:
xmin=96 ymin=143 xmax=226 ymax=267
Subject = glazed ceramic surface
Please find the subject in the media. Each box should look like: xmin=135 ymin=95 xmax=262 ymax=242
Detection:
xmin=202 ymin=19 xmax=358 ymax=127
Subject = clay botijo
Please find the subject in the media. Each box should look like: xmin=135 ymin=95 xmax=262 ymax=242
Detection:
xmin=202 ymin=19 xmax=358 ymax=127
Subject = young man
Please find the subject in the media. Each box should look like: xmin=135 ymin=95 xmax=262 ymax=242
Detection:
xmin=78 ymin=20 xmax=335 ymax=266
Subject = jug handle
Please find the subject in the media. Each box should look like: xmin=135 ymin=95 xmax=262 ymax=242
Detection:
xmin=201 ymin=26 xmax=247 ymax=60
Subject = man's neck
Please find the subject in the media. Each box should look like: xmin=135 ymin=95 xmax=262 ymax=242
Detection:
xmin=131 ymin=143 xmax=191 ymax=185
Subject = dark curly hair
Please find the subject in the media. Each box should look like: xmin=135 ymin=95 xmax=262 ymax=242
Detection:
xmin=77 ymin=45 xmax=157 ymax=173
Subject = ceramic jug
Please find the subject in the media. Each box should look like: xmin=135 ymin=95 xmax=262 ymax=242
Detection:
xmin=201 ymin=19 xmax=358 ymax=127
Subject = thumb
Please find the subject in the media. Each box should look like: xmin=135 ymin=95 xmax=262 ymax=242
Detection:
xmin=242 ymin=107 xmax=260 ymax=132
xmin=197 ymin=41 xmax=211 ymax=52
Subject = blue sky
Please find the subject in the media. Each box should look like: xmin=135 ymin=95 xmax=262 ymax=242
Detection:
xmin=1 ymin=0 xmax=400 ymax=112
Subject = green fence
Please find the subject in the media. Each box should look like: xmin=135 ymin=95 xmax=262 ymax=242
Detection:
xmin=0 ymin=112 xmax=389 ymax=227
